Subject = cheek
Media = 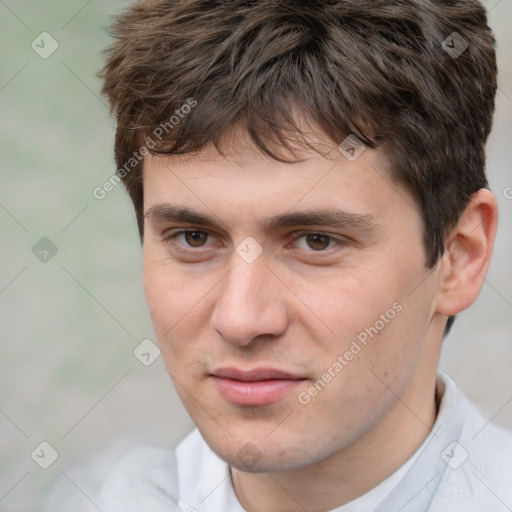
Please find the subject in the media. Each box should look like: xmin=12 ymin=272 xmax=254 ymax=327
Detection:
xmin=309 ymin=260 xmax=432 ymax=374
xmin=300 ymin=267 xmax=403 ymax=347
xmin=142 ymin=255 xmax=216 ymax=364
xmin=344 ymin=275 xmax=438 ymax=384
xmin=143 ymin=259 xmax=191 ymax=339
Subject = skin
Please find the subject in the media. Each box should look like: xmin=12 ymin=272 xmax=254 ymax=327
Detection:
xmin=142 ymin=128 xmax=497 ymax=512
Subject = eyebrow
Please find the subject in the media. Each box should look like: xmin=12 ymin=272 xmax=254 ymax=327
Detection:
xmin=144 ymin=203 xmax=377 ymax=232
xmin=144 ymin=203 xmax=377 ymax=231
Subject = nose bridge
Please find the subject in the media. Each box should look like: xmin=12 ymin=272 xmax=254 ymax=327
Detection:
xmin=211 ymin=255 xmax=287 ymax=345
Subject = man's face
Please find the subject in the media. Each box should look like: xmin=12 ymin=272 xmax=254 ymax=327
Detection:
xmin=142 ymin=134 xmax=442 ymax=472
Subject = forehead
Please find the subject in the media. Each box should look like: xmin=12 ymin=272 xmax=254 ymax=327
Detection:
xmin=141 ymin=137 xmax=418 ymax=234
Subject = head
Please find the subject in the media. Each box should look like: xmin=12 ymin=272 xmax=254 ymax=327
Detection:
xmin=100 ymin=0 xmax=498 ymax=473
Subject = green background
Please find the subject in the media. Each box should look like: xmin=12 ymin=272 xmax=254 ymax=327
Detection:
xmin=0 ymin=1 xmax=511 ymax=510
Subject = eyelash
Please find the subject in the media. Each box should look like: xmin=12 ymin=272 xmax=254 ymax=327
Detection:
xmin=161 ymin=229 xmax=346 ymax=254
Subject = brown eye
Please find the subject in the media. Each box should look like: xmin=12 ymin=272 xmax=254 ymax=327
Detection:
xmin=184 ymin=231 xmax=209 ymax=247
xmin=306 ymin=234 xmax=332 ymax=251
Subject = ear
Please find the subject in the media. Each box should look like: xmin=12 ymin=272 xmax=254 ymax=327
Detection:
xmin=435 ymin=188 xmax=498 ymax=316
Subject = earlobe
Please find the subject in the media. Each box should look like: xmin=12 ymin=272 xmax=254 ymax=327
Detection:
xmin=435 ymin=188 xmax=498 ymax=316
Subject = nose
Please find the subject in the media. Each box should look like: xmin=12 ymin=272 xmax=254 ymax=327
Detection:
xmin=210 ymin=255 xmax=288 ymax=347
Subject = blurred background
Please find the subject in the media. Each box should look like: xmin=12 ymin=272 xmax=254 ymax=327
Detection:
xmin=0 ymin=1 xmax=511 ymax=510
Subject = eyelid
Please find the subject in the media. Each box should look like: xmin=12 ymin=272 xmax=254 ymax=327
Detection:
xmin=289 ymin=231 xmax=348 ymax=250
xmin=161 ymin=228 xmax=350 ymax=255
xmin=162 ymin=228 xmax=219 ymax=248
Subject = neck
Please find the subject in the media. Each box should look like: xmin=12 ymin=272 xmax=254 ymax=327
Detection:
xmin=231 ymin=374 xmax=439 ymax=512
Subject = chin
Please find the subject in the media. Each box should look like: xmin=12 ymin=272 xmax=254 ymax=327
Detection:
xmin=204 ymin=430 xmax=335 ymax=474
xmin=224 ymin=450 xmax=306 ymax=473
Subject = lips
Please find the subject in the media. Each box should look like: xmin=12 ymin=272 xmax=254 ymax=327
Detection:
xmin=210 ymin=367 xmax=306 ymax=406
xmin=212 ymin=367 xmax=304 ymax=382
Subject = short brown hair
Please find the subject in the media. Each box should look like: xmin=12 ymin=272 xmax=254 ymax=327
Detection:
xmin=100 ymin=0 xmax=497 ymax=272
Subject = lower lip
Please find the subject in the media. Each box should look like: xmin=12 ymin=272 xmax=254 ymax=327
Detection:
xmin=212 ymin=377 xmax=305 ymax=406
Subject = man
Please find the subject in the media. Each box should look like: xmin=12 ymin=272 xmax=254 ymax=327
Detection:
xmin=53 ymin=0 xmax=512 ymax=510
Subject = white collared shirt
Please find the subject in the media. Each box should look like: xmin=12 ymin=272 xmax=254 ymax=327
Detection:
xmin=45 ymin=372 xmax=512 ymax=511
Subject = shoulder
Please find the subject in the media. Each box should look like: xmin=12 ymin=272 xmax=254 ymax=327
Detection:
xmin=461 ymin=410 xmax=512 ymax=494
xmin=430 ymin=374 xmax=512 ymax=511
xmin=100 ymin=429 xmax=235 ymax=511
xmin=44 ymin=430 xmax=231 ymax=512
xmin=99 ymin=444 xmax=181 ymax=512
xmin=456 ymin=386 xmax=512 ymax=477
xmin=43 ymin=437 xmax=190 ymax=512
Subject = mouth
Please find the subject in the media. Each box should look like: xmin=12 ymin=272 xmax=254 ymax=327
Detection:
xmin=210 ymin=367 xmax=307 ymax=406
